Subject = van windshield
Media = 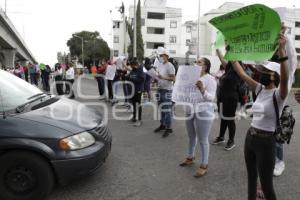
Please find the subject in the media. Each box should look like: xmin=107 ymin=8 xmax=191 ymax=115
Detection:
xmin=0 ymin=70 xmax=43 ymax=112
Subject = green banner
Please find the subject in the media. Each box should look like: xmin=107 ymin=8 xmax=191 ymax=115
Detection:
xmin=39 ymin=63 xmax=46 ymax=70
xmin=209 ymin=4 xmax=281 ymax=61
xmin=215 ymin=31 xmax=225 ymax=48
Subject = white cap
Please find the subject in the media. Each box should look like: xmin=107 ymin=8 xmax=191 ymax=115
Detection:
xmin=156 ymin=46 xmax=165 ymax=55
xmin=258 ymin=61 xmax=281 ymax=75
xmin=158 ymin=48 xmax=170 ymax=57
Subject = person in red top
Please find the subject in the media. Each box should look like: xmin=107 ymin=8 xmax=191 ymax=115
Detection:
xmin=23 ymin=65 xmax=29 ymax=82
xmin=96 ymin=59 xmax=108 ymax=98
xmin=91 ymin=64 xmax=97 ymax=76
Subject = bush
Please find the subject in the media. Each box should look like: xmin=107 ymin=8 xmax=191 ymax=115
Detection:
xmin=293 ymin=69 xmax=300 ymax=88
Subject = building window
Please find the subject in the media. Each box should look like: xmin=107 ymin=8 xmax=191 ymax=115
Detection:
xmin=113 ymin=22 xmax=120 ymax=29
xmin=296 ymin=48 xmax=300 ymax=53
xmin=170 ymin=21 xmax=177 ymax=28
xmin=295 ymin=35 xmax=300 ymax=40
xmin=146 ymin=42 xmax=164 ymax=49
xmin=169 ymin=50 xmax=176 ymax=54
xmin=192 ymin=26 xmax=197 ymax=31
xmin=114 ymin=50 xmax=119 ymax=57
xmin=296 ymin=22 xmax=300 ymax=27
xmin=147 ymin=27 xmax=165 ymax=34
xmin=114 ymin=36 xmax=119 ymax=43
xmin=169 ymin=36 xmax=177 ymax=44
xmin=186 ymin=26 xmax=191 ymax=33
xmin=186 ymin=39 xmax=191 ymax=46
xmin=147 ymin=12 xmax=165 ymax=20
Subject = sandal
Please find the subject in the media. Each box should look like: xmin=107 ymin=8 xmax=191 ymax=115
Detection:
xmin=179 ymin=158 xmax=194 ymax=167
xmin=256 ymin=186 xmax=265 ymax=199
xmin=194 ymin=165 xmax=208 ymax=177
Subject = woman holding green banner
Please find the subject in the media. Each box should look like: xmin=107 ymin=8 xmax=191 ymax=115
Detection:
xmin=212 ymin=49 xmax=242 ymax=150
xmin=231 ymin=32 xmax=291 ymax=200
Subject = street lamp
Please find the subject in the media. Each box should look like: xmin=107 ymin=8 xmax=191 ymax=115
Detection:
xmin=74 ymin=34 xmax=84 ymax=68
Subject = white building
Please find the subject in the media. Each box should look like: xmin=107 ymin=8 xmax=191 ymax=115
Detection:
xmin=113 ymin=0 xmax=182 ymax=58
xmin=113 ymin=1 xmax=300 ymax=67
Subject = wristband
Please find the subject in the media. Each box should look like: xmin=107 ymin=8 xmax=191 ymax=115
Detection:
xmin=278 ymin=56 xmax=288 ymax=62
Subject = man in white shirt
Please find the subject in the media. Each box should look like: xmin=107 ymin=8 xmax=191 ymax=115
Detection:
xmin=65 ymin=64 xmax=75 ymax=99
xmin=153 ymin=48 xmax=176 ymax=138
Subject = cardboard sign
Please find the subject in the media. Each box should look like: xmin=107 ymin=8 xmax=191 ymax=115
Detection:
xmin=172 ymin=65 xmax=202 ymax=103
xmin=209 ymin=4 xmax=281 ymax=61
xmin=105 ymin=65 xmax=117 ymax=80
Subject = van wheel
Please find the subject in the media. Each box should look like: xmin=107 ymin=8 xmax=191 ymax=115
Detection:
xmin=0 ymin=151 xmax=54 ymax=200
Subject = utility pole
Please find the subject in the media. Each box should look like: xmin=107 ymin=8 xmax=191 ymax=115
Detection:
xmin=4 ymin=0 xmax=7 ymax=15
xmin=119 ymin=2 xmax=126 ymax=56
xmin=133 ymin=0 xmax=137 ymax=58
xmin=74 ymin=35 xmax=84 ymax=68
xmin=196 ymin=0 xmax=200 ymax=59
xmin=110 ymin=10 xmax=114 ymax=59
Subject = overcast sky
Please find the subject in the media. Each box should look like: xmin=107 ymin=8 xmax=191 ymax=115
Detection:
xmin=0 ymin=0 xmax=299 ymax=65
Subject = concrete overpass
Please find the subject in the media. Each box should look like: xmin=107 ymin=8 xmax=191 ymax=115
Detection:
xmin=0 ymin=7 xmax=36 ymax=69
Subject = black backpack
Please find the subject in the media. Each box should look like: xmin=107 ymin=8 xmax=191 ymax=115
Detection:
xmin=273 ymin=92 xmax=296 ymax=144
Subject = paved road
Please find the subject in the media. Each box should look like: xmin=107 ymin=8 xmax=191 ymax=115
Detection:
xmin=47 ymin=77 xmax=300 ymax=200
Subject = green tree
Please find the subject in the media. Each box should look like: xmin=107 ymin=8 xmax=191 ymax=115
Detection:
xmin=67 ymin=31 xmax=110 ymax=67
xmin=127 ymin=0 xmax=144 ymax=62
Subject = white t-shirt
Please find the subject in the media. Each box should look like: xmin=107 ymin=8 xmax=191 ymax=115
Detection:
xmin=185 ymin=74 xmax=217 ymax=114
xmin=66 ymin=67 xmax=75 ymax=80
xmin=251 ymin=84 xmax=286 ymax=132
xmin=157 ymin=61 xmax=175 ymax=90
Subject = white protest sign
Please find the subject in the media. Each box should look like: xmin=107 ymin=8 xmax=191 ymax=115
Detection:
xmin=146 ymin=68 xmax=159 ymax=80
xmin=172 ymin=65 xmax=202 ymax=104
xmin=274 ymin=7 xmax=287 ymax=21
xmin=105 ymin=65 xmax=117 ymax=80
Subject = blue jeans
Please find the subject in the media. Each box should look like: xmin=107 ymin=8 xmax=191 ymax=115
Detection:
xmin=185 ymin=107 xmax=214 ymax=165
xmin=275 ymin=143 xmax=283 ymax=161
xmin=157 ymin=89 xmax=173 ymax=129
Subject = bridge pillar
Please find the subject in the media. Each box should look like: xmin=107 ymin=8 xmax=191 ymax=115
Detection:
xmin=2 ymin=49 xmax=16 ymax=69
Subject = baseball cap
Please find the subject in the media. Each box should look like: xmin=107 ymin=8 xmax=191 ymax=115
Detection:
xmin=257 ymin=61 xmax=281 ymax=75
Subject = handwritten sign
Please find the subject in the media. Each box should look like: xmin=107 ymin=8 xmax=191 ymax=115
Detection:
xmin=209 ymin=4 xmax=281 ymax=61
xmin=172 ymin=65 xmax=202 ymax=103
xmin=146 ymin=68 xmax=159 ymax=80
xmin=105 ymin=65 xmax=117 ymax=80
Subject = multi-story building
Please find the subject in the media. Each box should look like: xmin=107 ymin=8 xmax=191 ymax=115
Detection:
xmin=113 ymin=1 xmax=300 ymax=68
xmin=113 ymin=0 xmax=182 ymax=58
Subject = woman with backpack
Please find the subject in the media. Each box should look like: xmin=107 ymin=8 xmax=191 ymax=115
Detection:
xmin=232 ymin=32 xmax=295 ymax=200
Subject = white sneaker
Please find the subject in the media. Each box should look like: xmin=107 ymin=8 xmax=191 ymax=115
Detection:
xmin=133 ymin=121 xmax=142 ymax=127
xmin=274 ymin=161 xmax=285 ymax=177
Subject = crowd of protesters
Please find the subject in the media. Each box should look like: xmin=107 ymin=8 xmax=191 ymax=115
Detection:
xmin=80 ymin=25 xmax=296 ymax=200
xmin=4 ymin=21 xmax=299 ymax=200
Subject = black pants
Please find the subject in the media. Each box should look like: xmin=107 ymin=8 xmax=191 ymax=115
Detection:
xmin=217 ymin=94 xmax=238 ymax=142
xmin=65 ymin=79 xmax=75 ymax=98
xmin=55 ymin=76 xmax=64 ymax=95
xmin=245 ymin=128 xmax=276 ymax=200
xmin=96 ymin=77 xmax=105 ymax=96
xmin=107 ymin=80 xmax=113 ymax=100
xmin=219 ymin=119 xmax=236 ymax=141
xmin=132 ymin=91 xmax=142 ymax=121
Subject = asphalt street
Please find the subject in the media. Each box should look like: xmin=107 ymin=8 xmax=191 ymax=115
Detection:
xmin=47 ymin=77 xmax=300 ymax=200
